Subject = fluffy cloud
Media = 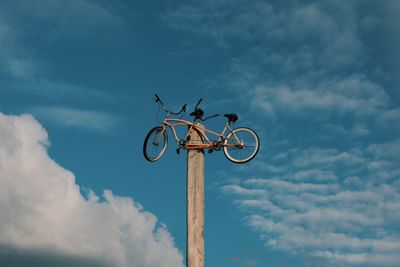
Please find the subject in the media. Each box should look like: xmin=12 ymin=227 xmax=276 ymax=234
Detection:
xmin=0 ymin=113 xmax=184 ymax=267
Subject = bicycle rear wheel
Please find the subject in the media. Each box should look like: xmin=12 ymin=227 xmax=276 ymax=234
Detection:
xmin=143 ymin=126 xmax=168 ymax=162
xmin=223 ymin=127 xmax=259 ymax=163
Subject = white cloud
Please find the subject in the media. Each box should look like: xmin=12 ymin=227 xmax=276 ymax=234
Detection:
xmin=221 ymin=142 xmax=400 ymax=266
xmin=244 ymin=179 xmax=338 ymax=194
xmin=221 ymin=184 xmax=266 ymax=198
xmin=0 ymin=113 xmax=184 ymax=267
xmin=378 ymin=108 xmax=400 ymax=131
xmin=350 ymin=123 xmax=369 ymax=137
xmin=162 ymin=2 xmax=400 ymax=265
xmin=247 ymin=75 xmax=389 ymax=120
xmin=31 ymin=106 xmax=120 ymax=134
xmin=163 ymin=1 xmax=397 ymax=125
xmin=225 ymin=180 xmax=400 ymax=265
xmin=367 ymin=139 xmax=400 ymax=161
xmin=291 ymin=169 xmax=337 ymax=182
xmin=289 ymin=147 xmax=364 ymax=169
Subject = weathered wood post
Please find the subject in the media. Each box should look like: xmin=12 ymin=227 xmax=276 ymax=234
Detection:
xmin=187 ymin=124 xmax=205 ymax=267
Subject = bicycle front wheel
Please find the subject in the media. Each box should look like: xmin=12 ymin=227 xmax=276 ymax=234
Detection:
xmin=143 ymin=126 xmax=168 ymax=162
xmin=223 ymin=127 xmax=259 ymax=164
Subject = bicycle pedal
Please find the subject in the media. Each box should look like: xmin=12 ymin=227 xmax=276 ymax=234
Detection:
xmin=176 ymin=148 xmax=180 ymax=154
xmin=208 ymin=149 xmax=213 ymax=154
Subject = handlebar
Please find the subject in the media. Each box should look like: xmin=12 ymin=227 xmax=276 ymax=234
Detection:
xmin=198 ymin=113 xmax=219 ymax=121
xmin=155 ymin=94 xmax=186 ymax=115
xmin=154 ymin=94 xmax=217 ymax=121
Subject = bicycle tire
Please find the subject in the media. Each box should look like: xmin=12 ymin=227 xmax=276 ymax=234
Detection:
xmin=223 ymin=127 xmax=259 ymax=164
xmin=143 ymin=126 xmax=168 ymax=162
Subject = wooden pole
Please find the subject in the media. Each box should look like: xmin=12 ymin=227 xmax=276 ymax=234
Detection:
xmin=187 ymin=124 xmax=205 ymax=267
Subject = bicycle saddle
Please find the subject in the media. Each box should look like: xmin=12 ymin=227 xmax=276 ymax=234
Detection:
xmin=224 ymin=113 xmax=238 ymax=122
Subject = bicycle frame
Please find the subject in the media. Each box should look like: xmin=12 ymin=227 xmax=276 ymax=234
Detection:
xmin=160 ymin=117 xmax=242 ymax=150
xmin=144 ymin=94 xmax=259 ymax=163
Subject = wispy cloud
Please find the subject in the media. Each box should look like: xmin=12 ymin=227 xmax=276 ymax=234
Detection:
xmin=0 ymin=0 xmax=124 ymax=40
xmin=221 ymin=141 xmax=400 ymax=266
xmin=162 ymin=12 xmax=399 ymax=225
xmin=8 ymin=79 xmax=121 ymax=103
xmin=0 ymin=1 xmax=127 ymax=101
xmin=162 ymin=0 xmax=273 ymax=45
xmin=164 ymin=8 xmax=400 ymax=265
xmin=162 ymin=1 xmax=397 ymax=125
xmin=31 ymin=106 xmax=121 ymax=134
xmin=247 ymin=76 xmax=389 ymax=120
xmin=378 ymin=108 xmax=400 ymax=132
xmin=0 ymin=16 xmax=37 ymax=79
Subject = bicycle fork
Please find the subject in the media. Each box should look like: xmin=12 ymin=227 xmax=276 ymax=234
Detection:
xmin=152 ymin=126 xmax=167 ymax=146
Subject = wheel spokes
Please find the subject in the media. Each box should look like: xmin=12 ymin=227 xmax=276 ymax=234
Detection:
xmin=224 ymin=128 xmax=258 ymax=162
xmin=146 ymin=129 xmax=166 ymax=159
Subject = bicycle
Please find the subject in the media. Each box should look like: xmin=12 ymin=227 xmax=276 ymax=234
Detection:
xmin=143 ymin=94 xmax=260 ymax=164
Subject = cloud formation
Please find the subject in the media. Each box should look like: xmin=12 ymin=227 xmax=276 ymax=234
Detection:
xmin=0 ymin=113 xmax=184 ymax=267
xmin=31 ymin=106 xmax=120 ymax=134
xmin=164 ymin=7 xmax=400 ymax=265
xmin=247 ymin=75 xmax=389 ymax=120
xmin=163 ymin=1 xmax=399 ymax=124
xmin=0 ymin=0 xmax=125 ymax=102
xmin=1 ymin=0 xmax=123 ymax=41
xmin=222 ymin=142 xmax=400 ymax=266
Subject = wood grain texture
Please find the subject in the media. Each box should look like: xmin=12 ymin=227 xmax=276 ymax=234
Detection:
xmin=187 ymin=124 xmax=204 ymax=267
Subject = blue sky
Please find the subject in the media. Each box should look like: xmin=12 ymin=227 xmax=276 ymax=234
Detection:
xmin=0 ymin=1 xmax=399 ymax=267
